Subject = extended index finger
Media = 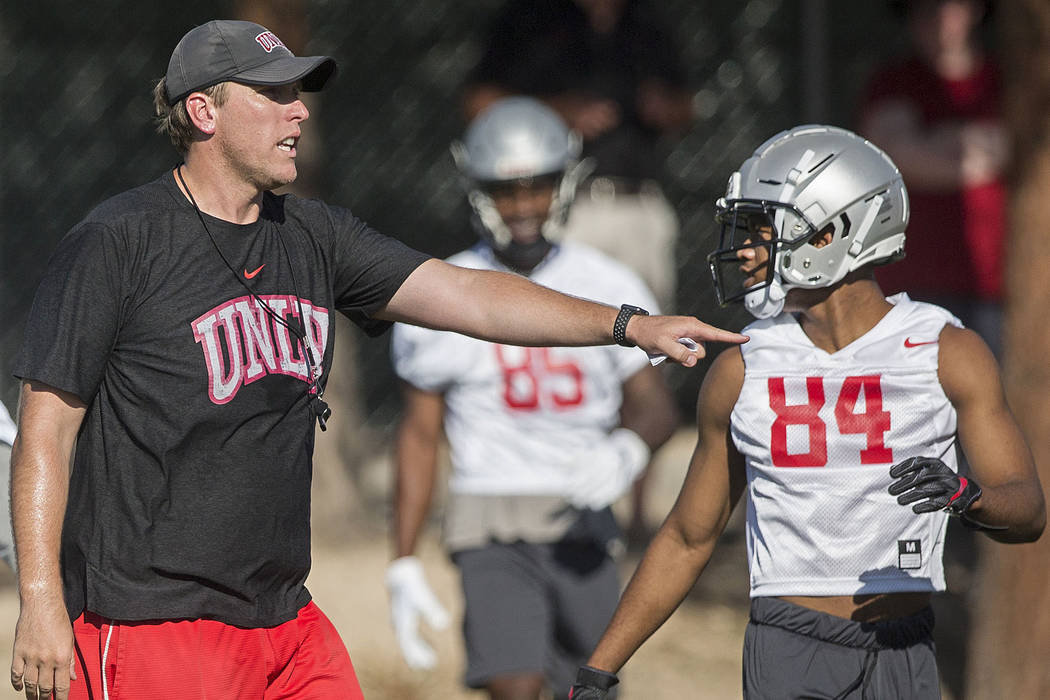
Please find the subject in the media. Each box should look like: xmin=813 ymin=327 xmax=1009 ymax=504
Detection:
xmin=688 ymin=321 xmax=748 ymax=346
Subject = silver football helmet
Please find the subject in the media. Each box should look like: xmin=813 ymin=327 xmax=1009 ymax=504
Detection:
xmin=451 ymin=96 xmax=592 ymax=265
xmin=708 ymin=124 xmax=909 ymax=319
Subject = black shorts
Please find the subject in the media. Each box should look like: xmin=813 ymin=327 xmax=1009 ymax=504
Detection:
xmin=452 ymin=539 xmax=619 ymax=699
xmin=743 ymin=597 xmax=940 ymax=699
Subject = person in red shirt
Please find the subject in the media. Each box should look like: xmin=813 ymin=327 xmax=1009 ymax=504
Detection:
xmin=859 ymin=0 xmax=1006 ymax=354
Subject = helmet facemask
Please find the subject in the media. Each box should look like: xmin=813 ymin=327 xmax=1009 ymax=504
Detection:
xmin=708 ymin=199 xmax=818 ymax=312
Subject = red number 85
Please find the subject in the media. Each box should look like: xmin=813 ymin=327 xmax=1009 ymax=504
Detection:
xmin=496 ymin=346 xmax=584 ymax=411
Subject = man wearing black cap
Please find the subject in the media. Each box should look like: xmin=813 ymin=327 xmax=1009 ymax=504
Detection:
xmin=8 ymin=19 xmax=745 ymax=700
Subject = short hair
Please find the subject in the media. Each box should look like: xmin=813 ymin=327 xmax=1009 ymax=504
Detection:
xmin=153 ymin=78 xmax=230 ymax=154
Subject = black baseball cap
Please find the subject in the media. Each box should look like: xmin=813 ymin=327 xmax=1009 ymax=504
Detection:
xmin=164 ymin=20 xmax=337 ymax=106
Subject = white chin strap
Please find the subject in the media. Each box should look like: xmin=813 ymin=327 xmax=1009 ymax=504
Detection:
xmin=468 ymin=190 xmax=513 ymax=249
xmin=744 ymin=276 xmax=787 ymax=319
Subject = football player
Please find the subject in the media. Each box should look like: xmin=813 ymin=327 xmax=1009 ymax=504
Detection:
xmin=387 ymin=97 xmax=677 ymax=700
xmin=569 ymin=124 xmax=1045 ymax=700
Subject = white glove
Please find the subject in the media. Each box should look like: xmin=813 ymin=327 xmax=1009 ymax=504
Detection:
xmin=385 ymin=556 xmax=451 ymax=670
xmin=567 ymin=428 xmax=652 ymax=510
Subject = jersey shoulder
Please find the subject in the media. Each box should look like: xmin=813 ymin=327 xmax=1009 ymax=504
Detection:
xmin=548 ymin=243 xmax=660 ymax=311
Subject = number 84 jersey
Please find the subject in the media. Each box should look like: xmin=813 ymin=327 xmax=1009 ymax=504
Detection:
xmin=731 ymin=293 xmax=963 ymax=597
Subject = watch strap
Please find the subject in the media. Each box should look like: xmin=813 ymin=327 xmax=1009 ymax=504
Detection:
xmin=613 ymin=304 xmax=649 ymax=347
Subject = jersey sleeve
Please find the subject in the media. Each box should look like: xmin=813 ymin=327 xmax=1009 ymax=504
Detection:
xmin=390 ymin=322 xmax=467 ymax=393
xmin=13 ymin=222 xmax=127 ymax=403
xmin=327 ymin=206 xmax=431 ymax=337
xmin=0 ymin=400 xmax=15 ymax=446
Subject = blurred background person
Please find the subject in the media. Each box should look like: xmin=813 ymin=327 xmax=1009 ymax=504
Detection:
xmin=0 ymin=399 xmax=14 ymax=573
xmin=461 ymin=0 xmax=697 ymax=542
xmin=859 ymin=0 xmax=1006 ymax=355
xmin=386 ymin=97 xmax=675 ymax=700
xmin=462 ymin=0 xmax=696 ymax=316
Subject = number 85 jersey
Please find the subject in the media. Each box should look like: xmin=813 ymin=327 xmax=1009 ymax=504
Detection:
xmin=391 ymin=242 xmax=657 ymax=496
xmin=731 ymin=293 xmax=963 ymax=597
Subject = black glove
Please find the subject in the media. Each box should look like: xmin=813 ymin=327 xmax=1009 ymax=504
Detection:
xmin=888 ymin=457 xmax=1005 ymax=530
xmin=888 ymin=456 xmax=980 ymax=514
xmin=569 ymin=665 xmax=619 ymax=700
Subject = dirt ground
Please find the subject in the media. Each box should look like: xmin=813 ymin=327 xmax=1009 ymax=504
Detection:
xmin=311 ymin=427 xmax=753 ymax=700
xmin=0 ymin=428 xmax=965 ymax=699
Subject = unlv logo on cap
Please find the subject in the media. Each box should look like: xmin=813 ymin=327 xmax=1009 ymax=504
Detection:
xmin=255 ymin=31 xmax=286 ymax=53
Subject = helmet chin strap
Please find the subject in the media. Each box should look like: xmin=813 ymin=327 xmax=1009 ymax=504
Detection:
xmin=744 ymin=275 xmax=787 ymax=319
xmin=540 ymin=157 xmax=593 ymax=242
xmin=750 ymin=148 xmax=815 ymax=319
xmin=468 ymin=190 xmax=513 ymax=248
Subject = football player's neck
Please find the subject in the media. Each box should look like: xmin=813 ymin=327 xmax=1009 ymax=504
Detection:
xmin=793 ymin=277 xmax=892 ymax=354
xmin=493 ymin=237 xmax=553 ymax=275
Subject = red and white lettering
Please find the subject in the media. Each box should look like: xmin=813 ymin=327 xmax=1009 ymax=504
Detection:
xmin=255 ymin=31 xmax=286 ymax=53
xmin=192 ymin=294 xmax=330 ymax=405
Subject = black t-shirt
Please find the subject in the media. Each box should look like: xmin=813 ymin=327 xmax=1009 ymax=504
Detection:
xmin=14 ymin=170 xmax=430 ymax=627
xmin=467 ymin=0 xmax=688 ymax=180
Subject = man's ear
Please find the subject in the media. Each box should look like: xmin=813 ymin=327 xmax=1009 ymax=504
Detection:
xmin=185 ymin=93 xmax=217 ymax=136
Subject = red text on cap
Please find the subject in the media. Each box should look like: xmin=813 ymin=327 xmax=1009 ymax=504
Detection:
xmin=255 ymin=32 xmax=286 ymax=53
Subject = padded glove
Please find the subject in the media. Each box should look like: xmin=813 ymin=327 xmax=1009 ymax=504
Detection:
xmin=568 ymin=428 xmax=651 ymax=510
xmin=385 ymin=556 xmax=450 ymax=669
xmin=888 ymin=456 xmax=1005 ymax=530
xmin=888 ymin=456 xmax=980 ymax=514
xmin=569 ymin=665 xmax=620 ymax=699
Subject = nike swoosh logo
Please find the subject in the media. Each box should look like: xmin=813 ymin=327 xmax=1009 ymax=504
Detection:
xmin=244 ymin=264 xmax=265 ymax=279
xmin=904 ymin=337 xmax=938 ymax=348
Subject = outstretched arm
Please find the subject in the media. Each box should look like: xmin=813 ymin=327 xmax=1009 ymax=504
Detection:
xmin=582 ymin=348 xmax=747 ymax=675
xmin=379 ymin=259 xmax=747 ymax=367
xmin=936 ymin=326 xmax=1045 ymax=542
xmin=10 ymin=381 xmax=85 ymax=700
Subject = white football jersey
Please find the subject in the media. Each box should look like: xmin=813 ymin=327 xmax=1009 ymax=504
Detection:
xmin=392 ymin=242 xmax=658 ymax=495
xmin=731 ymin=294 xmax=963 ymax=597
xmin=0 ymin=400 xmax=14 ymax=447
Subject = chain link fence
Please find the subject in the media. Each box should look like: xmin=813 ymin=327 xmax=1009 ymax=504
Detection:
xmin=0 ymin=0 xmax=906 ymax=434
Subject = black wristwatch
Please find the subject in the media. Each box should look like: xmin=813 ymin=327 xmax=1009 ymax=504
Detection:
xmin=613 ymin=304 xmax=649 ymax=347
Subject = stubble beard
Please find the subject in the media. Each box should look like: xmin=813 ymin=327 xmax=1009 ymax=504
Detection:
xmin=220 ymin=137 xmax=297 ymax=193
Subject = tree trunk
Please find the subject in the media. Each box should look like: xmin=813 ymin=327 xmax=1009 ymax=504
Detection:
xmin=967 ymin=3 xmax=1050 ymax=697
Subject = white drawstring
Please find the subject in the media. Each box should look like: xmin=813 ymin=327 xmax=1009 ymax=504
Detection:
xmin=101 ymin=620 xmax=114 ymax=700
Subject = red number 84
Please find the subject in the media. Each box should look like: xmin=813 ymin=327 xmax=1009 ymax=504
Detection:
xmin=767 ymin=375 xmax=893 ymax=467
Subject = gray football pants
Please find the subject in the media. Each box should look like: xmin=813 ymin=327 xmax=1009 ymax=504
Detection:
xmin=743 ymin=596 xmax=940 ymax=699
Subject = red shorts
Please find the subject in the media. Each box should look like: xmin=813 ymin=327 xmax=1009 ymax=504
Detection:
xmin=69 ymin=601 xmax=363 ymax=700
